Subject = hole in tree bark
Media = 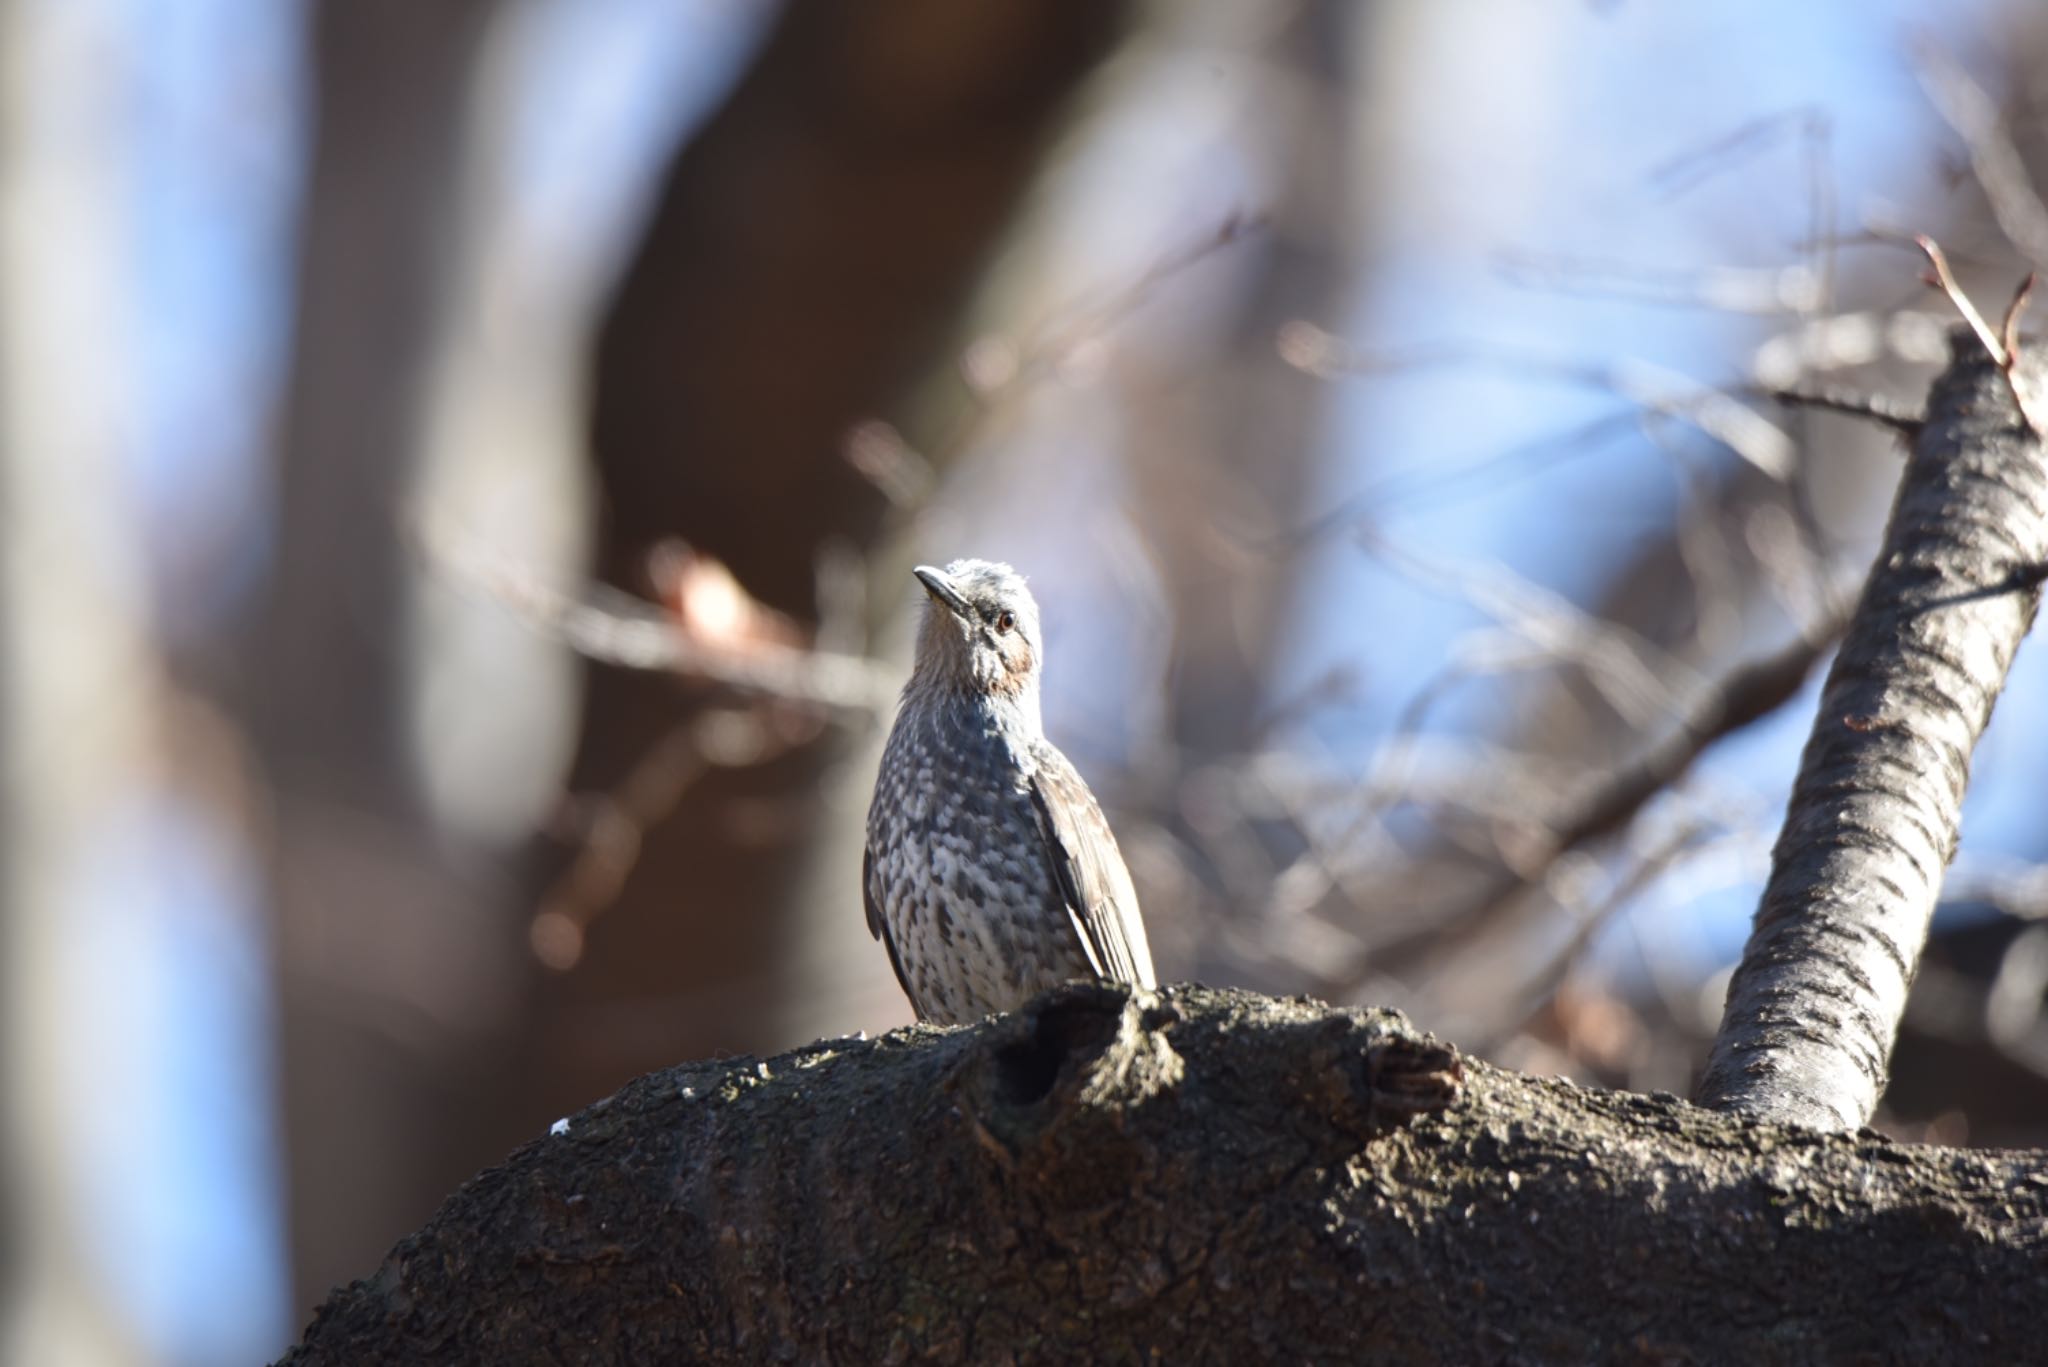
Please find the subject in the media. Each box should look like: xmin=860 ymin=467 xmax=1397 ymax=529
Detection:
xmin=992 ymin=993 xmax=1123 ymax=1107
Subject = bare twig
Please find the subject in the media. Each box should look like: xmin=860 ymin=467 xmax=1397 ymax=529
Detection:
xmin=1283 ymin=408 xmax=1647 ymax=546
xmin=412 ymin=510 xmax=899 ymax=714
xmin=1355 ymin=527 xmax=1701 ymax=727
xmin=843 ymin=213 xmax=1265 ymax=507
xmin=844 ymin=421 xmax=937 ymax=509
xmin=1647 ymin=107 xmax=1824 ymax=201
xmin=531 ymin=699 xmax=826 ymax=970
xmin=1750 ymin=309 xmax=1953 ymax=389
xmin=531 ymin=724 xmax=711 ymax=971
xmin=1766 ymin=386 xmax=1923 ymax=437
xmin=1349 ymin=608 xmax=1849 ymax=988
xmin=1915 ymin=235 xmax=2006 ymax=365
xmin=1026 ymin=212 xmax=1266 ymax=373
xmin=1802 ymin=111 xmax=1839 ymax=333
xmin=1493 ymin=252 xmax=1820 ymax=314
xmin=1914 ymin=236 xmax=2046 ymax=438
xmin=1281 ymin=327 xmax=1798 ymax=479
xmin=1478 ymin=821 xmax=1713 ymax=1055
xmin=2002 ymin=271 xmax=2037 ymax=367
xmin=1257 ymin=636 xmax=1576 ymax=924
xmin=1913 ymin=39 xmax=2048 ymax=268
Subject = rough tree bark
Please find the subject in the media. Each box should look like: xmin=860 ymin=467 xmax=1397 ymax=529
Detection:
xmin=283 ymin=982 xmax=2047 ymax=1365
xmin=1700 ymin=329 xmax=2048 ymax=1130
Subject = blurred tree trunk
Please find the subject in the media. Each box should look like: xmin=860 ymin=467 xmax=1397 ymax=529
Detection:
xmin=0 ymin=4 xmax=154 ymax=1361
xmin=1134 ymin=0 xmax=1354 ymax=766
xmin=255 ymin=0 xmax=516 ymax=1325
xmin=525 ymin=0 xmax=1131 ymax=1118
xmin=1117 ymin=0 xmax=1361 ymax=982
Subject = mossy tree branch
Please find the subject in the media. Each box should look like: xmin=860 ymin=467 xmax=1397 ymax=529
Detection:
xmin=284 ymin=984 xmax=2048 ymax=1365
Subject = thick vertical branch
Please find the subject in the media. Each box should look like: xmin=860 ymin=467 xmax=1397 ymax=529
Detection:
xmin=1699 ymin=328 xmax=2048 ymax=1129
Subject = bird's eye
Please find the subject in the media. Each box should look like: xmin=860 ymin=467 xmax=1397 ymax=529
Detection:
xmin=994 ymin=610 xmax=1016 ymax=635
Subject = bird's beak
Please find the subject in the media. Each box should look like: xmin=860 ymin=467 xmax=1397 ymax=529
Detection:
xmin=913 ymin=565 xmax=974 ymax=620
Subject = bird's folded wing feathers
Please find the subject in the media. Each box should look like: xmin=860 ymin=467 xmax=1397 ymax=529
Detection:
xmin=862 ymin=844 xmax=921 ymax=1013
xmin=1025 ymin=748 xmax=1157 ymax=989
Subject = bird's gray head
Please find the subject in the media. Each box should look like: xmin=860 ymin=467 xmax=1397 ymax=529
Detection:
xmin=910 ymin=559 xmax=1044 ymax=702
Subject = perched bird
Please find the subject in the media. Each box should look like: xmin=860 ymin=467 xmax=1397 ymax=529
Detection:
xmin=863 ymin=559 xmax=1156 ymax=1024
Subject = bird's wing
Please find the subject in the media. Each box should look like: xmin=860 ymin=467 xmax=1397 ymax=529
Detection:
xmin=863 ymin=843 xmax=922 ymax=1015
xmin=1025 ymin=745 xmax=1157 ymax=989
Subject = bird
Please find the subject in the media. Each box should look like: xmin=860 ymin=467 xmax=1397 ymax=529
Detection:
xmin=863 ymin=559 xmax=1156 ymax=1024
